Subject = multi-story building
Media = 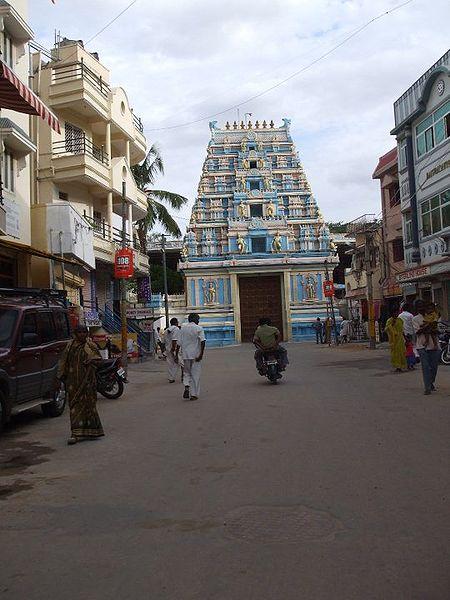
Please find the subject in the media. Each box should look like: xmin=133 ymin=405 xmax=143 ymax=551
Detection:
xmin=0 ymin=0 xmax=36 ymax=286
xmin=391 ymin=50 xmax=450 ymax=318
xmin=372 ymin=147 xmax=406 ymax=311
xmin=30 ymin=37 xmax=149 ymax=318
xmin=180 ymin=118 xmax=335 ymax=346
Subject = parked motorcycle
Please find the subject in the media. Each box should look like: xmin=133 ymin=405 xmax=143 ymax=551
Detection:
xmin=260 ymin=351 xmax=283 ymax=384
xmin=96 ymin=358 xmax=127 ymax=399
xmin=439 ymin=331 xmax=450 ymax=365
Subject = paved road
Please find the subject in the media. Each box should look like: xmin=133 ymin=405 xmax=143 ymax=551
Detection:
xmin=1 ymin=343 xmax=449 ymax=600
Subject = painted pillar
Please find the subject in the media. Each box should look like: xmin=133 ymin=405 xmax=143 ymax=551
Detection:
xmin=282 ymin=271 xmax=292 ymax=341
xmin=125 ymin=140 xmax=131 ymax=165
xmin=317 ymin=273 xmax=323 ymax=300
xmin=107 ymin=192 xmax=113 ymax=239
xmin=230 ymin=273 xmax=240 ymax=343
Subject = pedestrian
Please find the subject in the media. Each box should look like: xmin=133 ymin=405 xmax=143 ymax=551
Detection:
xmin=179 ymin=313 xmax=206 ymax=401
xmin=413 ymin=300 xmax=440 ymax=395
xmin=405 ymin=337 xmax=416 ymax=370
xmin=57 ymin=325 xmax=104 ymax=445
xmin=324 ymin=317 xmax=332 ymax=346
xmin=398 ymin=302 xmax=416 ymax=355
xmin=156 ymin=327 xmax=166 ymax=359
xmin=312 ymin=317 xmax=323 ymax=344
xmin=384 ymin=308 xmax=407 ymax=372
xmin=164 ymin=317 xmax=180 ymax=383
xmin=340 ymin=317 xmax=350 ymax=343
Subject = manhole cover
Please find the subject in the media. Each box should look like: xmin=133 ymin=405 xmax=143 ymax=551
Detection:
xmin=224 ymin=504 xmax=343 ymax=543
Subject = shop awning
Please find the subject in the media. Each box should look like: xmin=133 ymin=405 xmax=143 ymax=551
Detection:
xmin=0 ymin=61 xmax=60 ymax=134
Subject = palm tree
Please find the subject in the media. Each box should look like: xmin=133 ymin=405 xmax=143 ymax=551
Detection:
xmin=132 ymin=143 xmax=188 ymax=253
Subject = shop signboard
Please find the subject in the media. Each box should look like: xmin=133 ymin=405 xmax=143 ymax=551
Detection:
xmin=114 ymin=248 xmax=134 ymax=278
xmin=126 ymin=306 xmax=153 ymax=319
xmin=396 ymin=266 xmax=430 ymax=283
xmin=323 ymin=280 xmax=335 ymax=297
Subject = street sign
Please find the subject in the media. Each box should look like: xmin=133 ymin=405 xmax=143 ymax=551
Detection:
xmin=114 ymin=248 xmax=134 ymax=279
xmin=323 ymin=280 xmax=335 ymax=297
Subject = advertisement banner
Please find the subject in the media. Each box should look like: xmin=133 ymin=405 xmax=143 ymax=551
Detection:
xmin=137 ymin=276 xmax=152 ymax=303
xmin=114 ymin=248 xmax=134 ymax=278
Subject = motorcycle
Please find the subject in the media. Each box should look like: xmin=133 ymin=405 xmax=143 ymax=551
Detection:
xmin=260 ymin=351 xmax=283 ymax=384
xmin=96 ymin=358 xmax=127 ymax=399
xmin=438 ymin=330 xmax=450 ymax=365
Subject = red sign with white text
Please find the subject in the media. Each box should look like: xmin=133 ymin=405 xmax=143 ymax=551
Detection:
xmin=323 ymin=280 xmax=335 ymax=297
xmin=114 ymin=248 xmax=134 ymax=279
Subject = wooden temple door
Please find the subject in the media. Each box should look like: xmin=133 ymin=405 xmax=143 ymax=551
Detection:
xmin=238 ymin=275 xmax=284 ymax=342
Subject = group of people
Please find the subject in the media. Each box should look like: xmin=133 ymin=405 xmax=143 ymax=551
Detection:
xmin=384 ymin=300 xmax=441 ymax=395
xmin=312 ymin=317 xmax=333 ymax=345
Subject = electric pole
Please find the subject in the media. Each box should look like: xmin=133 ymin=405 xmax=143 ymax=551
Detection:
xmin=161 ymin=234 xmax=169 ymax=328
xmin=364 ymin=233 xmax=376 ymax=350
xmin=120 ymin=181 xmax=128 ymax=375
xmin=324 ymin=259 xmax=339 ymax=345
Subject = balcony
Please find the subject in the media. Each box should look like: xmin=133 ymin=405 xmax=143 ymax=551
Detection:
xmin=49 ymin=61 xmax=110 ymax=120
xmin=52 ymin=139 xmax=110 ymax=190
xmin=111 ymin=157 xmax=148 ymax=220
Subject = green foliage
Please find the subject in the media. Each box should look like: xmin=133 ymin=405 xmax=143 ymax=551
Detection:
xmin=327 ymin=221 xmax=348 ymax=233
xmin=150 ymin=264 xmax=184 ymax=295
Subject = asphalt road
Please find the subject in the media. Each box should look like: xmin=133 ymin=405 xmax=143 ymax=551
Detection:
xmin=1 ymin=343 xmax=449 ymax=600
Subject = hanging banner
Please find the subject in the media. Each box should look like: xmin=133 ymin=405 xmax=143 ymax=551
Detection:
xmin=137 ymin=276 xmax=152 ymax=302
xmin=323 ymin=280 xmax=335 ymax=298
xmin=114 ymin=248 xmax=134 ymax=279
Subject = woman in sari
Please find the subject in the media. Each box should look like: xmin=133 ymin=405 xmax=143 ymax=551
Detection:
xmin=384 ymin=309 xmax=407 ymax=372
xmin=57 ymin=325 xmax=104 ymax=445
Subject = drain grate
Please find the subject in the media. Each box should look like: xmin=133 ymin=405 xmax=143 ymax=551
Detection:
xmin=224 ymin=504 xmax=343 ymax=543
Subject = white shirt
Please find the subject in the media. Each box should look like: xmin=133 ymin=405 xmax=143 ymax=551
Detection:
xmin=412 ymin=314 xmax=438 ymax=350
xmin=179 ymin=322 xmax=206 ymax=360
xmin=398 ymin=311 xmax=414 ymax=336
xmin=164 ymin=325 xmax=180 ymax=349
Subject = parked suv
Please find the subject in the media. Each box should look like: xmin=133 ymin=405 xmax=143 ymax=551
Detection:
xmin=0 ymin=288 xmax=72 ymax=431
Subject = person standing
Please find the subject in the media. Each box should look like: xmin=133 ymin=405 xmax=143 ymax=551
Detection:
xmin=164 ymin=318 xmax=180 ymax=383
xmin=312 ymin=317 xmax=323 ymax=344
xmin=413 ymin=300 xmax=440 ymax=395
xmin=384 ymin=309 xmax=407 ymax=372
xmin=324 ymin=317 xmax=332 ymax=346
xmin=340 ymin=317 xmax=350 ymax=343
xmin=179 ymin=313 xmax=206 ymax=401
xmin=57 ymin=325 xmax=104 ymax=445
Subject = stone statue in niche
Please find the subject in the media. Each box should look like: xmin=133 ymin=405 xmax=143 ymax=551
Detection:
xmin=238 ymin=202 xmax=248 ymax=218
xmin=266 ymin=201 xmax=276 ymax=217
xmin=263 ymin=176 xmax=272 ymax=191
xmin=303 ymin=274 xmax=317 ymax=300
xmin=241 ymin=139 xmax=247 ymax=152
xmin=243 ymin=159 xmax=250 ymax=169
xmin=204 ymin=280 xmax=217 ymax=304
xmin=181 ymin=245 xmax=189 ymax=261
xmin=236 ymin=233 xmax=247 ymax=254
xmin=237 ymin=176 xmax=246 ymax=192
xmin=272 ymin=231 xmax=282 ymax=253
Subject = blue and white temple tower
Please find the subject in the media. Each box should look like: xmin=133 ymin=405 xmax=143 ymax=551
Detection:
xmin=180 ymin=118 xmax=335 ymax=346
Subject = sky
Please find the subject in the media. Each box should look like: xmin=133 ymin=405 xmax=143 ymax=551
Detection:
xmin=30 ymin=0 xmax=449 ymax=233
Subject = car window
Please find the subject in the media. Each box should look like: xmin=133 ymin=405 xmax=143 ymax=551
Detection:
xmin=20 ymin=313 xmax=39 ymax=346
xmin=54 ymin=311 xmax=71 ymax=340
xmin=0 ymin=308 xmax=18 ymax=348
xmin=37 ymin=312 xmax=57 ymax=343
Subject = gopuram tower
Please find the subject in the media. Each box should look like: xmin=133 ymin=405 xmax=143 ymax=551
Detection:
xmin=180 ymin=118 xmax=335 ymax=346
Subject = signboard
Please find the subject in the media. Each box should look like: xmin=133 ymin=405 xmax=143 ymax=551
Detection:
xmin=4 ymin=197 xmax=20 ymax=238
xmin=323 ymin=280 xmax=335 ymax=298
xmin=139 ymin=319 xmax=154 ymax=332
xmin=137 ymin=276 xmax=152 ymax=303
xmin=114 ymin=248 xmax=134 ymax=278
xmin=85 ymin=309 xmax=102 ymax=328
xmin=111 ymin=332 xmax=138 ymax=358
xmin=126 ymin=306 xmax=153 ymax=319
xmin=396 ymin=266 xmax=430 ymax=283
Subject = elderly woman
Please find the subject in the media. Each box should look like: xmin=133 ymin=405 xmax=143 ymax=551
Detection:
xmin=384 ymin=309 xmax=407 ymax=372
xmin=57 ymin=325 xmax=104 ymax=445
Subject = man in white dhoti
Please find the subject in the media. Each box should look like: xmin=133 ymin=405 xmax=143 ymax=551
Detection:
xmin=164 ymin=318 xmax=180 ymax=383
xmin=179 ymin=313 xmax=206 ymax=401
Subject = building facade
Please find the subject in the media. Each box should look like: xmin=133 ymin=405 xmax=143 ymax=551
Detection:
xmin=180 ymin=119 xmax=335 ymax=346
xmin=391 ymin=50 xmax=450 ymax=319
xmin=0 ymin=0 xmax=36 ymax=286
xmin=30 ymin=37 xmax=149 ymax=319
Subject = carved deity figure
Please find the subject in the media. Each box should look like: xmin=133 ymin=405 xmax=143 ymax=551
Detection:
xmin=236 ymin=233 xmax=247 ymax=254
xmin=241 ymin=139 xmax=247 ymax=152
xmin=204 ymin=280 xmax=217 ymax=304
xmin=181 ymin=245 xmax=189 ymax=261
xmin=237 ymin=175 xmax=246 ymax=192
xmin=272 ymin=231 xmax=282 ymax=253
xmin=266 ymin=201 xmax=276 ymax=218
xmin=263 ymin=176 xmax=272 ymax=192
xmin=303 ymin=274 xmax=317 ymax=300
xmin=238 ymin=202 xmax=247 ymax=218
xmin=243 ymin=159 xmax=250 ymax=169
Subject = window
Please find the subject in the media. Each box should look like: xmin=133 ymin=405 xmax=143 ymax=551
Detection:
xmin=420 ymin=189 xmax=450 ymax=237
xmin=249 ymin=160 xmax=257 ymax=169
xmin=416 ymin=100 xmax=450 ymax=157
xmin=1 ymin=149 xmax=15 ymax=193
xmin=2 ymin=33 xmax=13 ymax=68
xmin=249 ymin=180 xmax=260 ymax=191
xmin=58 ymin=191 xmax=69 ymax=202
xmin=20 ymin=313 xmax=38 ymax=346
xmin=250 ymin=203 xmax=263 ymax=217
xmin=0 ymin=309 xmax=18 ymax=348
xmin=404 ymin=214 xmax=413 ymax=244
xmin=37 ymin=312 xmax=56 ymax=343
xmin=65 ymin=122 xmax=85 ymax=153
xmin=251 ymin=237 xmax=266 ymax=253
xmin=392 ymin=238 xmax=404 ymax=263
xmin=54 ymin=311 xmax=71 ymax=340
xmin=248 ymin=143 xmax=256 ymax=151
xmin=399 ymin=139 xmax=407 ymax=169
xmin=388 ymin=184 xmax=400 ymax=208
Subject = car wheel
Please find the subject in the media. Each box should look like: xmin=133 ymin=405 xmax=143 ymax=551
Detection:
xmin=42 ymin=387 xmax=66 ymax=418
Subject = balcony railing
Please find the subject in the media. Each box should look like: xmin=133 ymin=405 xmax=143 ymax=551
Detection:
xmin=83 ymin=215 xmax=143 ymax=252
xmin=132 ymin=112 xmax=144 ymax=133
xmin=53 ymin=138 xmax=109 ymax=166
xmin=52 ymin=61 xmax=110 ymax=98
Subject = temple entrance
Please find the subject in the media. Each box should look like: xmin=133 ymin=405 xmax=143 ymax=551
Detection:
xmin=238 ymin=274 xmax=283 ymax=342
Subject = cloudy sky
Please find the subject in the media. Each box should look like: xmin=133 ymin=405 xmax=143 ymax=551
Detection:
xmin=31 ymin=0 xmax=449 ymax=232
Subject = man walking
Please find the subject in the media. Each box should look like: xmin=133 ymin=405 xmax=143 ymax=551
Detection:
xmin=164 ymin=318 xmax=180 ymax=383
xmin=179 ymin=313 xmax=206 ymax=401
xmin=312 ymin=317 xmax=323 ymax=344
xmin=413 ymin=300 xmax=440 ymax=395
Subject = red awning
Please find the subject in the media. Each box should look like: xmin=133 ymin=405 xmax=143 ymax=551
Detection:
xmin=0 ymin=61 xmax=60 ymax=134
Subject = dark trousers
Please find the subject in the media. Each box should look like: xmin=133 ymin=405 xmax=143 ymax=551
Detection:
xmin=315 ymin=331 xmax=323 ymax=344
xmin=417 ymin=348 xmax=439 ymax=392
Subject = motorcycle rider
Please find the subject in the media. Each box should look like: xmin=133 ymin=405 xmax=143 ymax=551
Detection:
xmin=253 ymin=317 xmax=288 ymax=374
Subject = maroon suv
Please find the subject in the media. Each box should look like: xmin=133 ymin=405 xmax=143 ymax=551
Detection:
xmin=0 ymin=288 xmax=72 ymax=431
